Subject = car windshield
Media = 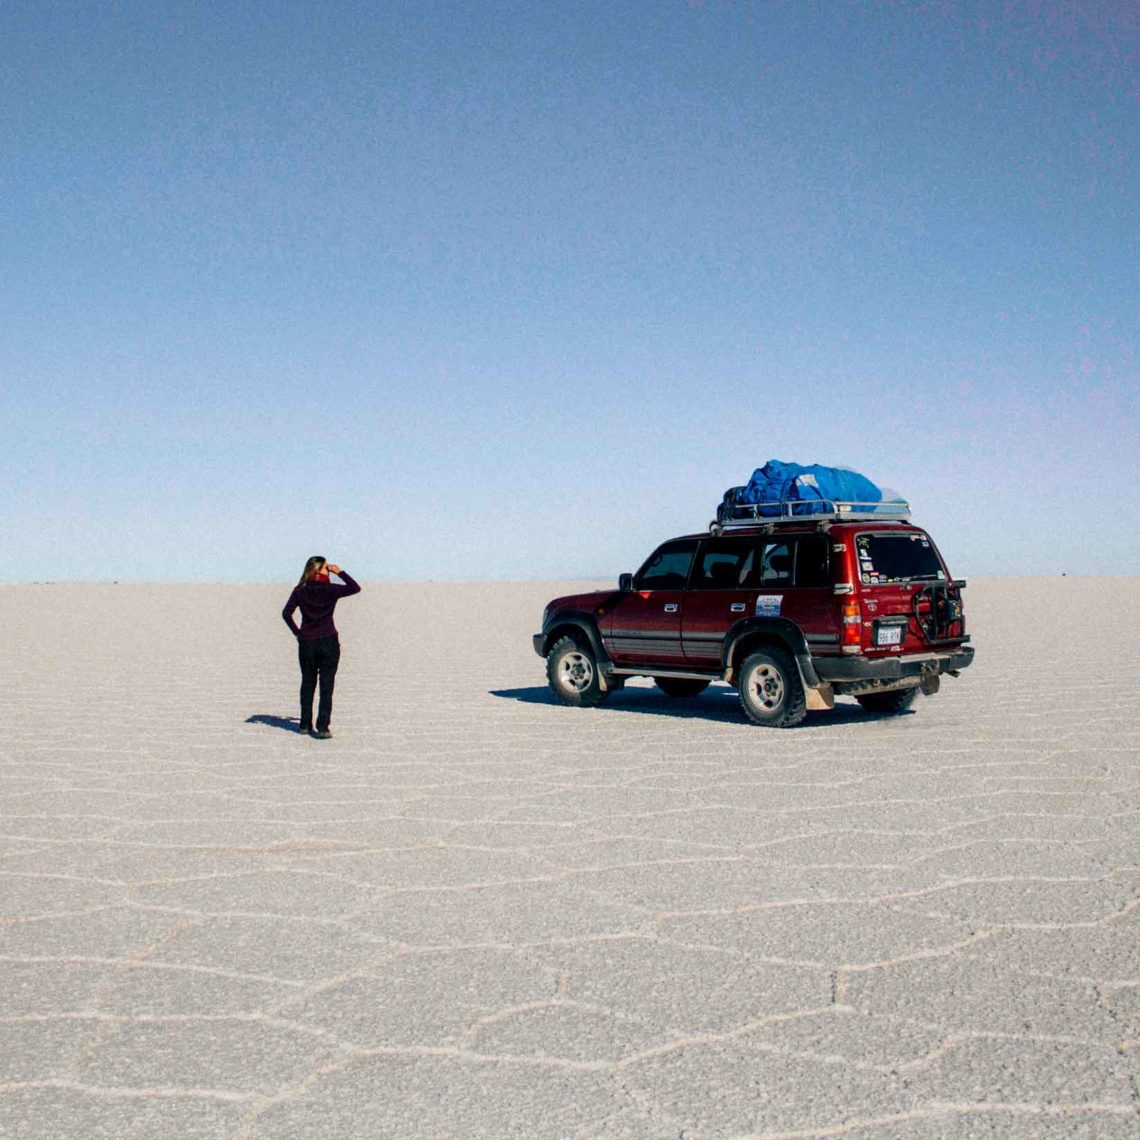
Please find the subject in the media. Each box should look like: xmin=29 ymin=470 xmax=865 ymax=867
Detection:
xmin=856 ymin=532 xmax=945 ymax=584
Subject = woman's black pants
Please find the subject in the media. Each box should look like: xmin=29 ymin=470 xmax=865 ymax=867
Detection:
xmin=298 ymin=635 xmax=340 ymax=732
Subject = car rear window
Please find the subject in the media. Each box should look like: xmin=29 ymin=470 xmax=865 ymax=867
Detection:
xmin=793 ymin=535 xmax=831 ymax=588
xmin=856 ymin=532 xmax=945 ymax=585
xmin=753 ymin=536 xmax=831 ymax=588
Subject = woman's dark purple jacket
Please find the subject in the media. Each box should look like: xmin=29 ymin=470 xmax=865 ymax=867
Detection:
xmin=282 ymin=572 xmax=361 ymax=641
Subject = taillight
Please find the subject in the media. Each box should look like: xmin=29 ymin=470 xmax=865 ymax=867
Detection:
xmin=842 ymin=601 xmax=862 ymax=654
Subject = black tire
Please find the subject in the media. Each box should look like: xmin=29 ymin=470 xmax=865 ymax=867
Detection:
xmin=856 ymin=687 xmax=918 ymax=715
xmin=654 ymin=677 xmax=711 ymax=699
xmin=546 ymin=636 xmax=609 ymax=707
xmin=737 ymin=647 xmax=806 ymax=728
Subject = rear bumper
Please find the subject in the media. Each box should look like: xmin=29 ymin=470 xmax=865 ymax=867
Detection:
xmin=814 ymin=645 xmax=974 ymax=684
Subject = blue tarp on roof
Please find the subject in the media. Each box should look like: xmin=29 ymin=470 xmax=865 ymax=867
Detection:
xmin=740 ymin=460 xmax=885 ymax=514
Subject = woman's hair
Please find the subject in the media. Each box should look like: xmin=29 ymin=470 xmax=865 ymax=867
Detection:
xmin=297 ymin=555 xmax=328 ymax=587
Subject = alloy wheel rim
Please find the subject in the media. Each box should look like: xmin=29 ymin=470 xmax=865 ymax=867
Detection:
xmin=748 ymin=663 xmax=784 ymax=711
xmin=559 ymin=651 xmax=593 ymax=691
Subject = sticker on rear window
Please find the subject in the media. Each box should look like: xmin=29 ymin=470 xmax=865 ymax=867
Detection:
xmin=756 ymin=595 xmax=783 ymax=616
xmin=858 ymin=532 xmax=944 ymax=585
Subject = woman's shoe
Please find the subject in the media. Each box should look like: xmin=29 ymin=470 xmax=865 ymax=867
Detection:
xmin=315 ymin=729 xmax=332 ymax=739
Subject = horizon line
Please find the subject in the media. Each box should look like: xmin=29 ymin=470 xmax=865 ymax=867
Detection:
xmin=4 ymin=572 xmax=1136 ymax=588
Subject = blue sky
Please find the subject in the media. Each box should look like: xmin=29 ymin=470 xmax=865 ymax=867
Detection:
xmin=2 ymin=1 xmax=1136 ymax=582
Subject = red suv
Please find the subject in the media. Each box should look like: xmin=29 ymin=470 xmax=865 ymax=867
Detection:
xmin=533 ymin=501 xmax=973 ymax=726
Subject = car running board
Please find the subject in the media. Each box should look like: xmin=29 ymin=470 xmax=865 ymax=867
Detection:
xmin=606 ymin=667 xmax=723 ymax=681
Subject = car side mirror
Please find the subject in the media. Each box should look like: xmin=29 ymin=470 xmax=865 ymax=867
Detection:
xmin=619 ymin=573 xmax=634 ymax=592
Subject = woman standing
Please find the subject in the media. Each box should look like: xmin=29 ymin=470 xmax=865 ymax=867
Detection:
xmin=281 ymin=556 xmax=361 ymax=738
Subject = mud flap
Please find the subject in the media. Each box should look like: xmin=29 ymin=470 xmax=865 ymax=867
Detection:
xmin=805 ymin=682 xmax=835 ymax=711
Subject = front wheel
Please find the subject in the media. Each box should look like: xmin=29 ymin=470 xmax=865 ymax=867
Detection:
xmin=737 ymin=648 xmax=806 ymax=728
xmin=654 ymin=677 xmax=710 ymax=699
xmin=546 ymin=636 xmax=609 ymax=707
xmin=856 ymin=687 xmax=918 ymax=715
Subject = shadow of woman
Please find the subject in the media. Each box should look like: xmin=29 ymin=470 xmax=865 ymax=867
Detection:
xmin=246 ymin=714 xmax=304 ymax=733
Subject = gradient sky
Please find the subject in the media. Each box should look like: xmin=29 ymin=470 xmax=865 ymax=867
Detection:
xmin=2 ymin=1 xmax=1136 ymax=583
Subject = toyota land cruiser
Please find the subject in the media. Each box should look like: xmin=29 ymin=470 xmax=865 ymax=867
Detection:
xmin=532 ymin=500 xmax=973 ymax=727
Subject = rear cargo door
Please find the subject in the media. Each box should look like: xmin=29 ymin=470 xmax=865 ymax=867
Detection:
xmin=854 ymin=531 xmax=962 ymax=655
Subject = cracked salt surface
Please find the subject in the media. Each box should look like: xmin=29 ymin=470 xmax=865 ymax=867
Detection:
xmin=0 ymin=578 xmax=1137 ymax=1138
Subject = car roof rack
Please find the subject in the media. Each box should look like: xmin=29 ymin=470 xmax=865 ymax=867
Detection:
xmin=713 ymin=499 xmax=911 ymax=532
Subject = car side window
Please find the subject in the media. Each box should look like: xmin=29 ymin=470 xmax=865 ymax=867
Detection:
xmin=758 ymin=541 xmax=793 ymax=585
xmin=635 ymin=541 xmax=697 ymax=590
xmin=793 ymin=535 xmax=831 ymax=587
xmin=692 ymin=540 xmax=756 ymax=589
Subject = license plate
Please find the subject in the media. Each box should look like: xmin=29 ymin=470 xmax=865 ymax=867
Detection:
xmin=876 ymin=623 xmax=904 ymax=646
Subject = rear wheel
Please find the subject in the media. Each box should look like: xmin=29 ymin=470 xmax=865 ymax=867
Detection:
xmin=737 ymin=648 xmax=806 ymax=727
xmin=546 ymin=636 xmax=609 ymax=707
xmin=856 ymin=687 xmax=918 ymax=715
xmin=654 ymin=677 xmax=710 ymax=699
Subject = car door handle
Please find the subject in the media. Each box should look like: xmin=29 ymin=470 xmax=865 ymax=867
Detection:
xmin=663 ymin=603 xmax=679 ymax=613
xmin=730 ymin=603 xmax=746 ymax=612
